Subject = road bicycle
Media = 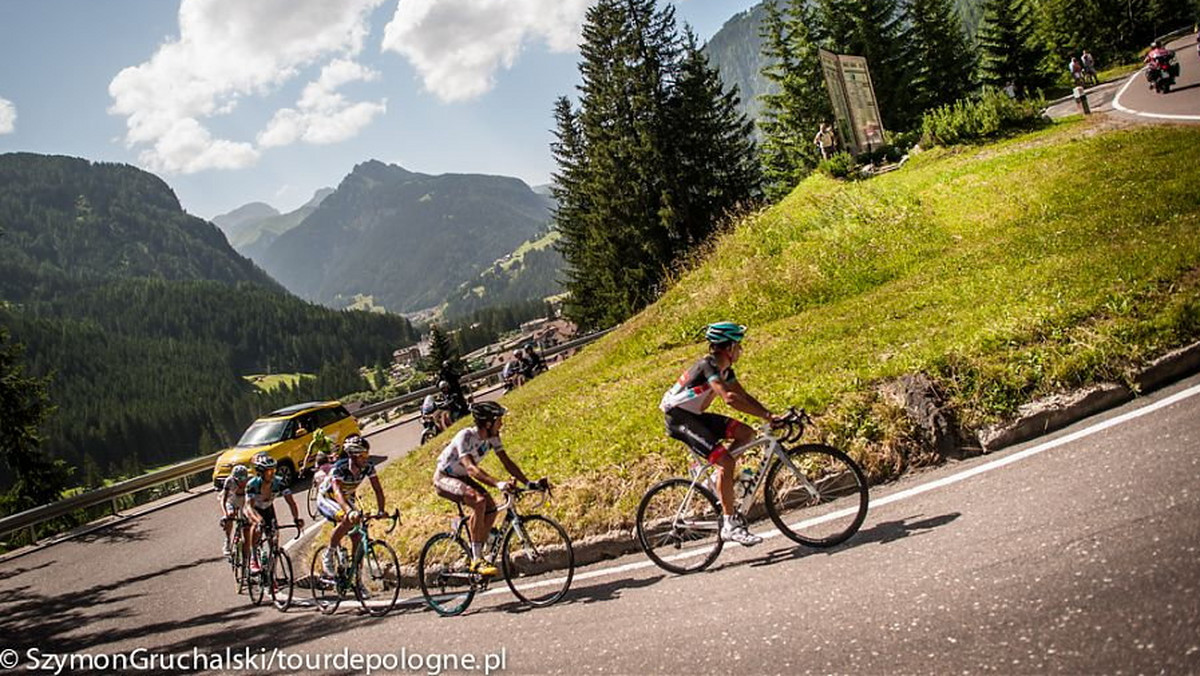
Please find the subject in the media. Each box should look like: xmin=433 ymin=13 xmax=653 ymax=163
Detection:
xmin=247 ymin=521 xmax=301 ymax=610
xmin=222 ymin=515 xmax=251 ymax=593
xmin=636 ymin=408 xmax=869 ymax=574
xmin=416 ymin=480 xmax=573 ymax=616
xmin=309 ymin=510 xmax=402 ymax=616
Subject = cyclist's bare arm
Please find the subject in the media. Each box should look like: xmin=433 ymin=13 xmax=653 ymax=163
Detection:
xmin=332 ymin=481 xmax=353 ymax=516
xmin=284 ymin=494 xmax=302 ymax=523
xmin=368 ymin=475 xmax=386 ymax=514
xmin=711 ymin=379 xmax=773 ymax=420
xmin=495 ymin=449 xmax=531 ymax=487
xmin=461 ymin=455 xmax=500 ymax=489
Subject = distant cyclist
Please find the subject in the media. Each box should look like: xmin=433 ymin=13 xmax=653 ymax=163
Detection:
xmin=218 ymin=464 xmax=250 ymax=559
xmin=433 ymin=401 xmax=538 ymax=576
xmin=244 ymin=453 xmax=303 ymax=573
xmin=660 ymin=322 xmax=780 ymax=546
xmin=317 ymin=435 xmax=386 ymax=578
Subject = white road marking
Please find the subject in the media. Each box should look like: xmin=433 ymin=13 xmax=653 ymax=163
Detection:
xmin=289 ymin=381 xmax=1200 ymax=613
xmin=1112 ymin=69 xmax=1200 ymax=120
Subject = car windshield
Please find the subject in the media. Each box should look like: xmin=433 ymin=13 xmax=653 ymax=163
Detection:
xmin=236 ymin=419 xmax=290 ymax=447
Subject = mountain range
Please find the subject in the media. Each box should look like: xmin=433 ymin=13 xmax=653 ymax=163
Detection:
xmin=0 ymin=152 xmax=414 ymax=490
xmin=215 ymin=161 xmax=561 ymax=315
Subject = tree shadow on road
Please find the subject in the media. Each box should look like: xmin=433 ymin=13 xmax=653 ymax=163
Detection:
xmin=0 ymin=554 xmax=229 ymax=651
xmin=72 ymin=519 xmax=153 ymax=545
xmin=710 ymin=512 xmax=963 ymax=574
xmin=0 ymin=559 xmax=56 ymax=581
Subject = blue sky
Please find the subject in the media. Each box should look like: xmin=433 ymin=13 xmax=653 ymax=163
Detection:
xmin=0 ymin=0 xmax=757 ymax=220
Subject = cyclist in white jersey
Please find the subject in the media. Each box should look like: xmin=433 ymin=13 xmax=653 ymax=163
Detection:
xmin=433 ymin=401 xmax=538 ymax=577
xmin=661 ymin=322 xmax=780 ymax=546
xmin=218 ymin=464 xmax=250 ymax=559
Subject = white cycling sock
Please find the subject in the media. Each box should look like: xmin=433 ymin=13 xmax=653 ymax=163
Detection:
xmin=470 ymin=542 xmax=482 ymax=559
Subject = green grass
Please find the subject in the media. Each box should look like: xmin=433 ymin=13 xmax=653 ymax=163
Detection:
xmin=243 ymin=373 xmax=312 ymax=393
xmin=375 ymin=119 xmax=1200 ymax=564
xmin=500 ymin=230 xmax=561 ymax=271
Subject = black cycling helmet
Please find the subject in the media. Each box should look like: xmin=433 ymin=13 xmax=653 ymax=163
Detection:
xmin=252 ymin=452 xmax=276 ymax=473
xmin=471 ymin=401 xmax=507 ymax=426
xmin=343 ymin=434 xmax=370 ymax=452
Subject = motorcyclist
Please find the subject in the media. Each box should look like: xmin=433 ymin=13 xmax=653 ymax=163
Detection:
xmin=1144 ymin=41 xmax=1176 ymax=90
xmin=503 ymin=351 xmax=527 ymax=390
xmin=422 ymin=387 xmax=451 ymax=432
xmin=522 ymin=341 xmax=546 ymax=374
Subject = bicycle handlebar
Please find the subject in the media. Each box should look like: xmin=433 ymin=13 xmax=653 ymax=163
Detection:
xmin=757 ymin=407 xmax=810 ymax=444
xmin=362 ymin=509 xmax=401 ymax=534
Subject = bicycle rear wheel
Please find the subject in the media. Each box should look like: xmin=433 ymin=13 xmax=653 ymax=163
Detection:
xmin=309 ymin=545 xmax=343 ymax=615
xmin=764 ymin=444 xmax=869 ymax=547
xmin=636 ymin=478 xmax=723 ymax=574
xmin=501 ymin=515 xmax=574 ymax=607
xmin=356 ymin=540 xmax=401 ymax=616
xmin=418 ymin=533 xmax=475 ymax=616
xmin=270 ymin=549 xmax=294 ymax=611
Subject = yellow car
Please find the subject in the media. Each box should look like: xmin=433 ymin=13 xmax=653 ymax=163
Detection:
xmin=212 ymin=401 xmax=361 ymax=489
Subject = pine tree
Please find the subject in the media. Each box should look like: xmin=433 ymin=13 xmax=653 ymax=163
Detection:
xmin=0 ymin=327 xmax=70 ymax=515
xmin=551 ymin=0 xmax=760 ymax=329
xmin=908 ymin=0 xmax=978 ymax=112
xmin=663 ymin=29 xmax=761 ymax=251
xmin=977 ymin=0 xmax=1049 ymax=95
xmin=425 ymin=325 xmax=458 ymax=376
xmin=758 ymin=0 xmax=831 ymax=200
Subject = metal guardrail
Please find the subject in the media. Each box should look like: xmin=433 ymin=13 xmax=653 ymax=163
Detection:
xmin=0 ymin=326 xmax=614 ymax=545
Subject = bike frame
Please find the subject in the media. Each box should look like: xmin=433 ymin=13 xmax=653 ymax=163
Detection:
xmin=683 ymin=422 xmax=819 ymax=525
xmin=450 ymin=489 xmax=539 ymax=564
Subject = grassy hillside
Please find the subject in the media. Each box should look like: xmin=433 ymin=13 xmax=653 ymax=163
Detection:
xmin=375 ymin=119 xmax=1200 ymax=562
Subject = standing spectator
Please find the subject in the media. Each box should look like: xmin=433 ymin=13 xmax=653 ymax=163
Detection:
xmin=1080 ymin=50 xmax=1098 ymax=86
xmin=813 ymin=122 xmax=837 ymax=160
xmin=1068 ymin=56 xmax=1084 ymax=85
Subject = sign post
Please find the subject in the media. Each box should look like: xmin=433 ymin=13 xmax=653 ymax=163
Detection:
xmin=818 ymin=49 xmax=885 ymax=157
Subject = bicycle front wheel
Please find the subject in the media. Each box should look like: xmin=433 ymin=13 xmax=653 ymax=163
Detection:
xmin=247 ymin=544 xmax=268 ymax=606
xmin=418 ymin=533 xmax=475 ymax=617
xmin=309 ymin=545 xmax=343 ymax=615
xmin=636 ymin=478 xmax=723 ymax=574
xmin=270 ymin=550 xmax=294 ymax=611
xmin=501 ymin=515 xmax=574 ymax=607
xmin=356 ymin=540 xmax=401 ymax=617
xmin=765 ymin=444 xmax=869 ymax=548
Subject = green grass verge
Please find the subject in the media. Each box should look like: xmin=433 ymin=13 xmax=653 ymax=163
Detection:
xmin=243 ymin=373 xmax=312 ymax=393
xmin=376 ymin=119 xmax=1200 ymax=564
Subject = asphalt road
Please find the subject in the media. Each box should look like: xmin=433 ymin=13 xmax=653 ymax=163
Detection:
xmin=1112 ymin=32 xmax=1200 ymax=120
xmin=1 ymin=374 xmax=1199 ymax=674
xmin=1044 ymin=32 xmax=1200 ymax=123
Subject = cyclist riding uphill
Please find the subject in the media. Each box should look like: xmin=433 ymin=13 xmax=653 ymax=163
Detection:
xmin=219 ymin=464 xmax=250 ymax=559
xmin=317 ymin=435 xmax=386 ymax=578
xmin=433 ymin=401 xmax=539 ymax=577
xmin=660 ymin=322 xmax=781 ymax=546
xmin=243 ymin=453 xmax=304 ymax=573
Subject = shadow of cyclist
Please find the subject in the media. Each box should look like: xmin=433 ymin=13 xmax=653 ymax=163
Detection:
xmin=711 ymin=512 xmax=962 ymax=573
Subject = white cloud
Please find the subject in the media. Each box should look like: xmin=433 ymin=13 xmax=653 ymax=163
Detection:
xmin=258 ymin=59 xmax=386 ymax=148
xmin=108 ymin=0 xmax=386 ymax=173
xmin=0 ymin=97 xmax=15 ymax=134
xmin=381 ymin=0 xmax=591 ymax=102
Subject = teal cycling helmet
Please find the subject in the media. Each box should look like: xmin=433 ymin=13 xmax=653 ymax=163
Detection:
xmin=704 ymin=322 xmax=746 ymax=345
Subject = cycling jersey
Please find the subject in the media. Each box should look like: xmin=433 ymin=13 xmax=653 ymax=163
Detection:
xmin=659 ymin=355 xmax=737 ymax=414
xmin=436 ymin=426 xmax=503 ymax=479
xmin=245 ymin=475 xmax=290 ymax=510
xmin=219 ymin=476 xmax=248 ymax=511
xmin=319 ymin=457 xmax=377 ymax=500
